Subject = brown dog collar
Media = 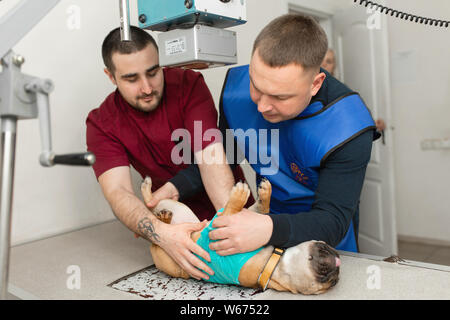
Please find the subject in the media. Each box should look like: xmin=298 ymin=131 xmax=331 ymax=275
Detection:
xmin=257 ymin=247 xmax=285 ymax=291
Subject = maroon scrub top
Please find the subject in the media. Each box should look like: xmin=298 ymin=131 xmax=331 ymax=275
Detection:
xmin=86 ymin=67 xmax=249 ymax=221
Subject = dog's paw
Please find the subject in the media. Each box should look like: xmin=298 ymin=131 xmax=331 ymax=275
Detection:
xmin=223 ymin=182 xmax=251 ymax=215
xmin=232 ymin=181 xmax=251 ymax=203
xmin=155 ymin=209 xmax=173 ymax=224
xmin=141 ymin=176 xmax=152 ymax=191
xmin=141 ymin=177 xmax=153 ymax=205
xmin=257 ymin=178 xmax=272 ymax=203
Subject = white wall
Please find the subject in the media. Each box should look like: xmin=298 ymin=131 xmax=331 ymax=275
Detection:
xmin=386 ymin=0 xmax=450 ymax=243
xmin=1 ymin=0 xmax=124 ymax=245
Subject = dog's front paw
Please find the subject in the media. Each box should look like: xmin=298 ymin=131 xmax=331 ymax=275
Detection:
xmin=223 ymin=182 xmax=251 ymax=215
xmin=258 ymin=178 xmax=272 ymax=199
xmin=257 ymin=178 xmax=272 ymax=213
xmin=230 ymin=181 xmax=251 ymax=205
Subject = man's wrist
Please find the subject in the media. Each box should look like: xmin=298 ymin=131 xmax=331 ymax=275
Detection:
xmin=262 ymin=214 xmax=274 ymax=245
xmin=136 ymin=213 xmax=163 ymax=244
xmin=267 ymin=214 xmax=290 ymax=247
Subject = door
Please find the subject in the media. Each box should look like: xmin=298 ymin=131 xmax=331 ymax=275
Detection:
xmin=332 ymin=5 xmax=398 ymax=256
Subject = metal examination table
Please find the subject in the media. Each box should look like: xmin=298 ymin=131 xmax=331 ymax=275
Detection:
xmin=8 ymin=220 xmax=450 ymax=300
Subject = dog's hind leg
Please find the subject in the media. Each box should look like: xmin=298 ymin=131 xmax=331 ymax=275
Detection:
xmin=140 ymin=176 xmax=154 ymax=206
xmin=140 ymin=177 xmax=193 ymax=279
xmin=221 ymin=182 xmax=251 ymax=216
xmin=140 ymin=176 xmax=199 ymax=224
xmin=248 ymin=178 xmax=272 ymax=214
xmin=148 ymin=208 xmax=190 ymax=279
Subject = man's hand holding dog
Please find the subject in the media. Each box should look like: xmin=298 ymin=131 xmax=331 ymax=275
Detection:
xmin=208 ymin=209 xmax=273 ymax=255
xmin=158 ymin=220 xmax=215 ymax=280
xmin=146 ymin=182 xmax=179 ymax=207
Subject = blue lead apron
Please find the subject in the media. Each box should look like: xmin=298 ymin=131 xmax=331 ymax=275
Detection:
xmin=221 ymin=65 xmax=377 ymax=252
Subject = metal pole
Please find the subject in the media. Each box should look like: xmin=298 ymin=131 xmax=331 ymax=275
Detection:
xmin=0 ymin=117 xmax=18 ymax=299
xmin=119 ymin=0 xmax=131 ymax=41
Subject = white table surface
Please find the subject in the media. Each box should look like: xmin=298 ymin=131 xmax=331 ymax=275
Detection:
xmin=8 ymin=220 xmax=450 ymax=300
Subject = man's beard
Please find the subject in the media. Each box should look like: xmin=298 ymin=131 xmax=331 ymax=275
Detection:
xmin=133 ymin=92 xmax=162 ymax=112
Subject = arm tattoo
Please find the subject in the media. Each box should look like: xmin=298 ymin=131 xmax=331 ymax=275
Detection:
xmin=137 ymin=217 xmax=160 ymax=243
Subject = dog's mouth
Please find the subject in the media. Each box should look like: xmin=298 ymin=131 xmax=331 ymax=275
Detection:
xmin=309 ymin=241 xmax=340 ymax=288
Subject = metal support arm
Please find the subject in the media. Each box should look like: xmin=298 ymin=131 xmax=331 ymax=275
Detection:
xmin=24 ymin=78 xmax=95 ymax=167
xmin=0 ymin=50 xmax=96 ymax=299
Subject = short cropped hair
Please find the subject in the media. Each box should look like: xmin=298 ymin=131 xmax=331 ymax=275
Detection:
xmin=252 ymin=14 xmax=328 ymax=70
xmin=102 ymin=26 xmax=158 ymax=73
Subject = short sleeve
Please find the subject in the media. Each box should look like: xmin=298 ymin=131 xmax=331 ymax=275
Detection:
xmin=181 ymin=71 xmax=220 ymax=153
xmin=86 ymin=111 xmax=129 ymax=179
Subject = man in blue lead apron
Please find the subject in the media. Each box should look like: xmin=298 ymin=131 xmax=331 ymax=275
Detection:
xmin=206 ymin=14 xmax=380 ymax=254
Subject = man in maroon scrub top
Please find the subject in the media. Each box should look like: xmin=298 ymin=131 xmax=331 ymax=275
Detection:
xmin=86 ymin=26 xmax=248 ymax=281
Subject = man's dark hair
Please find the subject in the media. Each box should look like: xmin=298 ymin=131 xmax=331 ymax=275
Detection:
xmin=252 ymin=14 xmax=328 ymax=70
xmin=102 ymin=26 xmax=158 ymax=74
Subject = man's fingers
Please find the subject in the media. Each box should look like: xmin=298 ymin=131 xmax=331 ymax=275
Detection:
xmin=215 ymin=248 xmax=238 ymax=256
xmin=177 ymin=255 xmax=210 ymax=281
xmin=146 ymin=189 xmax=169 ymax=208
xmin=177 ymin=246 xmax=213 ymax=280
xmin=198 ymin=219 xmax=210 ymax=229
xmin=188 ymin=239 xmax=212 ymax=263
xmin=158 ymin=219 xmax=214 ymax=280
xmin=185 ymin=249 xmax=214 ymax=277
xmin=209 ymin=238 xmax=234 ymax=253
xmin=186 ymin=220 xmax=209 ymax=234
xmin=146 ymin=202 xmax=155 ymax=208
xmin=211 ymin=215 xmax=230 ymax=228
xmin=147 ymin=182 xmax=179 ymax=208
xmin=146 ymin=198 xmax=159 ymax=208
xmin=185 ymin=263 xmax=209 ymax=281
xmin=208 ymin=227 xmax=230 ymax=241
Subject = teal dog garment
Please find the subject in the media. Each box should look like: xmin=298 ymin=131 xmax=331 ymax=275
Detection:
xmin=195 ymin=209 xmax=263 ymax=285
